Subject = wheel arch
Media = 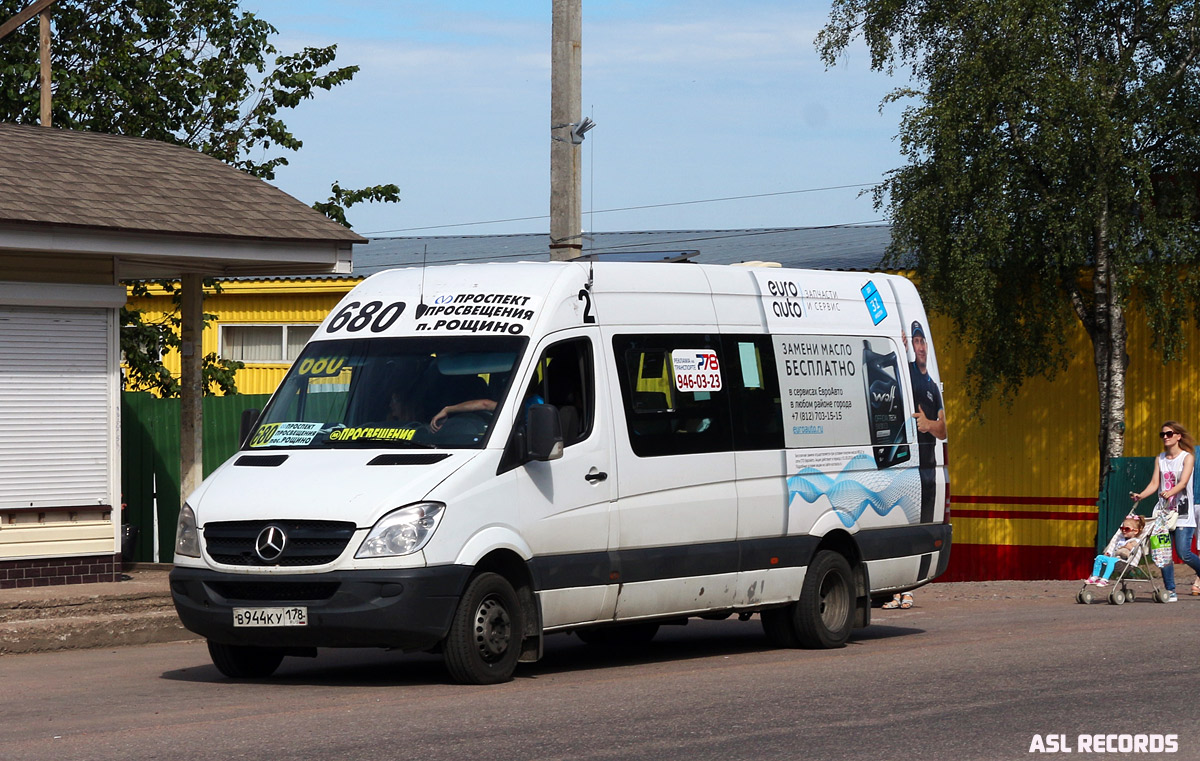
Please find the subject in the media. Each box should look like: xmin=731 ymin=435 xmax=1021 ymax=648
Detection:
xmin=470 ymin=548 xmax=543 ymax=663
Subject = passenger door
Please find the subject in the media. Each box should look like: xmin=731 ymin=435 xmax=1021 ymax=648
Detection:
xmin=514 ymin=329 xmax=618 ymax=628
xmin=606 ymin=332 xmax=739 ymax=618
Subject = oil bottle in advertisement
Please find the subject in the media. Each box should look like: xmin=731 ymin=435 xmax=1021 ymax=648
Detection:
xmin=862 ymin=339 xmax=910 ymax=469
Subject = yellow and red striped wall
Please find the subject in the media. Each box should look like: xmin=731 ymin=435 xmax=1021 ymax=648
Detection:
xmin=934 ymin=301 xmax=1200 ymax=581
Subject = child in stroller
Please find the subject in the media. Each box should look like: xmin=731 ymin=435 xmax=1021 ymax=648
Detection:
xmin=1085 ymin=514 xmax=1147 ymax=586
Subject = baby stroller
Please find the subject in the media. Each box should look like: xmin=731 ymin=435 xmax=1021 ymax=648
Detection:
xmin=1076 ymin=509 xmax=1171 ymax=605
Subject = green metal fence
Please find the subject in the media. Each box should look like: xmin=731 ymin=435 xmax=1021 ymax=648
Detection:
xmin=120 ymin=392 xmax=271 ymax=562
xmin=1097 ymin=457 xmax=1156 ymax=552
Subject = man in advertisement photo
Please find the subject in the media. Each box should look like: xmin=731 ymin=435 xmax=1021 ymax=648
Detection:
xmin=907 ymin=320 xmax=947 ymax=523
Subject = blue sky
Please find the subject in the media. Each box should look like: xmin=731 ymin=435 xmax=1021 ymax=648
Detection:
xmin=239 ymin=1 xmax=910 ymax=237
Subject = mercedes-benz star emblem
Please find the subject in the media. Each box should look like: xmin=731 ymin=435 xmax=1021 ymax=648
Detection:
xmin=255 ymin=525 xmax=287 ymax=563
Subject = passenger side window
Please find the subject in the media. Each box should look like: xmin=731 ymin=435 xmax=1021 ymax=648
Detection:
xmin=524 ymin=337 xmax=594 ymax=446
xmin=612 ymin=334 xmax=732 ymax=456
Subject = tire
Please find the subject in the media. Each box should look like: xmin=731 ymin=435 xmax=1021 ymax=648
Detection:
xmin=576 ymin=622 xmax=660 ymax=648
xmin=443 ymin=572 xmax=524 ymax=685
xmin=207 ymin=641 xmax=284 ymax=679
xmin=1081 ymin=588 xmax=1095 ymax=605
xmin=1108 ymin=589 xmax=1126 ymax=605
xmin=1125 ymin=588 xmax=1135 ymax=603
xmin=761 ymin=605 xmax=801 ymax=648
xmin=761 ymin=550 xmax=855 ymax=649
xmin=1075 ymin=589 xmax=1085 ymax=604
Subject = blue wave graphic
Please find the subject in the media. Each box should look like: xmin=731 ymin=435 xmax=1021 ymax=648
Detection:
xmin=787 ymin=453 xmax=922 ymax=526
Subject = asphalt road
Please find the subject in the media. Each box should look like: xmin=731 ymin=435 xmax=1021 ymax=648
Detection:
xmin=3 ymin=580 xmax=1199 ymax=761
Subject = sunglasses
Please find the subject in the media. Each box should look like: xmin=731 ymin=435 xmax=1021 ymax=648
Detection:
xmin=1121 ymin=526 xmax=1137 ymax=532
xmin=1161 ymin=431 xmax=1179 ymax=439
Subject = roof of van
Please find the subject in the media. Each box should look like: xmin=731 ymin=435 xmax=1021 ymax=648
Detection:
xmin=351 ymin=226 xmax=893 ymax=276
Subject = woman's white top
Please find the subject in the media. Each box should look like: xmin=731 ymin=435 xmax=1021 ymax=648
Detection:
xmin=1158 ymin=450 xmax=1196 ymax=529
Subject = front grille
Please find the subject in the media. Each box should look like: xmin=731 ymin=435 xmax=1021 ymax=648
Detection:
xmin=207 ymin=581 xmax=340 ymax=602
xmin=204 ymin=520 xmax=357 ymax=567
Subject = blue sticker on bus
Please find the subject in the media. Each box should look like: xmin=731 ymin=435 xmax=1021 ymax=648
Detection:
xmin=861 ymin=280 xmax=887 ymax=325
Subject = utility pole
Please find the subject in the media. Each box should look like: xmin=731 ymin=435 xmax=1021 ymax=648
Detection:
xmin=0 ymin=0 xmax=57 ymax=127
xmin=179 ymin=274 xmax=204 ymax=505
xmin=550 ymin=0 xmax=582 ymax=260
xmin=38 ymin=7 xmax=50 ymax=126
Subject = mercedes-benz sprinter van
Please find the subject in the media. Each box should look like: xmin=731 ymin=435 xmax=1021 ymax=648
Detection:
xmin=170 ymin=262 xmax=951 ymax=684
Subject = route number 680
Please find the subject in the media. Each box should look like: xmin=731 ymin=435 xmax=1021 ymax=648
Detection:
xmin=327 ymin=300 xmax=407 ymax=333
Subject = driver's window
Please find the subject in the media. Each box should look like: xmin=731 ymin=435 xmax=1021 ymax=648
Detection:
xmin=526 ymin=338 xmax=593 ymax=447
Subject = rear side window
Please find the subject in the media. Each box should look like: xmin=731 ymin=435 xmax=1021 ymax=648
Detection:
xmin=721 ymin=335 xmax=784 ymax=451
xmin=612 ymin=334 xmax=731 ymax=456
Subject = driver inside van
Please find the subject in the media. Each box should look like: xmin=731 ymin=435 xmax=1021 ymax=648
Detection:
xmin=430 ymin=398 xmax=497 ymax=432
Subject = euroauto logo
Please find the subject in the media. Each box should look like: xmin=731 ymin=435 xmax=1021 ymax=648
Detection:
xmin=1029 ymin=734 xmax=1178 ymax=753
xmin=764 ymin=278 xmax=804 ymax=319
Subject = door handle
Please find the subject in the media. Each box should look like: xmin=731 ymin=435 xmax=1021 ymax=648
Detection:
xmin=584 ymin=470 xmax=608 ymax=483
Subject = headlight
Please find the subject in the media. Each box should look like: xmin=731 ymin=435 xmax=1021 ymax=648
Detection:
xmin=175 ymin=503 xmax=201 ymax=558
xmin=356 ymin=502 xmax=445 ymax=558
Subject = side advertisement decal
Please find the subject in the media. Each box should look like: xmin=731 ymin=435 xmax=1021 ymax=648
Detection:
xmin=773 ymin=332 xmax=921 ymax=528
xmin=786 ymin=450 xmax=922 ymax=527
xmin=752 ymin=269 xmax=896 ymax=332
xmin=773 ymin=334 xmax=910 ymax=467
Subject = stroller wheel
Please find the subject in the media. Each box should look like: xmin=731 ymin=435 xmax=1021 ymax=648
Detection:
xmin=1124 ymin=588 xmax=1135 ymax=603
xmin=1108 ymin=589 xmax=1126 ymax=605
xmin=1153 ymin=588 xmax=1167 ymax=603
xmin=1075 ymin=589 xmax=1085 ymax=604
xmin=1080 ymin=588 xmax=1096 ymax=605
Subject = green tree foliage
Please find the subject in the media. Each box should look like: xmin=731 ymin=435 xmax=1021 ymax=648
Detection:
xmin=0 ymin=0 xmax=354 ymax=181
xmin=0 ymin=0 xmax=400 ymax=394
xmin=314 ymin=180 xmax=401 ymax=228
xmin=819 ymin=0 xmax=1200 ymax=481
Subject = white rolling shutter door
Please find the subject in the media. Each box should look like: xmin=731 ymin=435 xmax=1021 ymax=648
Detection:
xmin=0 ymin=307 xmax=112 ymax=509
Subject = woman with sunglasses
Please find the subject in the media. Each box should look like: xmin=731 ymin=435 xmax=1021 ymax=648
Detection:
xmin=1132 ymin=421 xmax=1198 ymax=602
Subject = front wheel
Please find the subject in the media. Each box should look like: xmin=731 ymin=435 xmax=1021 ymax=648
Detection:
xmin=443 ymin=572 xmax=524 ymax=685
xmin=207 ymin=641 xmax=284 ymax=679
xmin=761 ymin=550 xmax=855 ymax=649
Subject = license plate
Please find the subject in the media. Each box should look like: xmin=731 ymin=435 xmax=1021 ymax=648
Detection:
xmin=232 ymin=607 xmax=308 ymax=627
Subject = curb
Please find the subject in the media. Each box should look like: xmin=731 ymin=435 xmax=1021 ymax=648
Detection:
xmin=0 ymin=609 xmax=194 ymax=655
xmin=0 ymin=567 xmax=195 ymax=655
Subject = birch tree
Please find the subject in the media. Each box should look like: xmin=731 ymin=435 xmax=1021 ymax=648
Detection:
xmin=819 ymin=0 xmax=1200 ymax=487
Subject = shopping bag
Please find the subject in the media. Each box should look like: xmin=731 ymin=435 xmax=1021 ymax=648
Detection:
xmin=1149 ymin=532 xmax=1173 ymax=568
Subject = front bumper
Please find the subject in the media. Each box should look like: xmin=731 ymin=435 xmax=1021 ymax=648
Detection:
xmin=170 ymin=565 xmax=473 ymax=650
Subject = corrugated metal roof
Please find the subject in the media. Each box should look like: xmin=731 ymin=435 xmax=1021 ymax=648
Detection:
xmin=351 ymin=226 xmax=893 ymax=275
xmin=220 ymin=226 xmax=894 ymax=282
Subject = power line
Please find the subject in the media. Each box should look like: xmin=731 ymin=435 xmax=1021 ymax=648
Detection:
xmin=362 ymin=182 xmax=879 ymax=236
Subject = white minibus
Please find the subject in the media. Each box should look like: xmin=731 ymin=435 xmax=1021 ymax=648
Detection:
xmin=170 ymin=261 xmax=951 ymax=684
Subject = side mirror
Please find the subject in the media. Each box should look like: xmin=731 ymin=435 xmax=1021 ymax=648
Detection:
xmin=524 ymin=404 xmax=563 ymax=462
xmin=239 ymin=408 xmax=261 ymax=448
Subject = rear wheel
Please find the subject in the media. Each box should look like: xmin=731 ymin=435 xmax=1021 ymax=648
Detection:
xmin=443 ymin=572 xmax=524 ymax=685
xmin=207 ymin=641 xmax=284 ymax=679
xmin=761 ymin=550 xmax=855 ymax=649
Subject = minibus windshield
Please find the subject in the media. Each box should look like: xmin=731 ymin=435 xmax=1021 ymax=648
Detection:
xmin=245 ymin=335 xmax=526 ymax=450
